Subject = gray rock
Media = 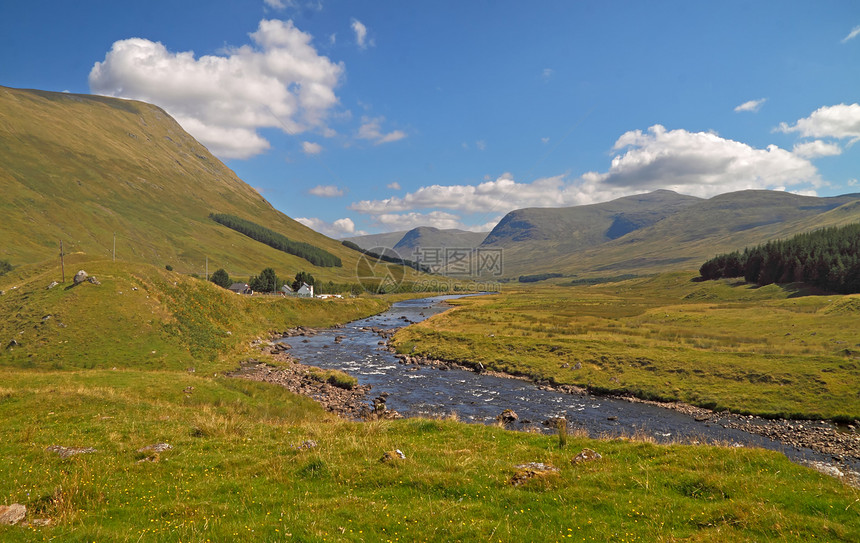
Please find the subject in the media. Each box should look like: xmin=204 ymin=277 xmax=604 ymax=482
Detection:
xmin=497 ymin=409 xmax=519 ymax=424
xmin=0 ymin=503 xmax=26 ymax=525
xmin=137 ymin=443 xmax=172 ymax=453
xmin=46 ymin=445 xmax=97 ymax=458
xmin=572 ymin=448 xmax=602 ymax=464
xmin=86 ymin=276 xmax=100 ymax=285
xmin=73 ymin=270 xmax=88 ymax=284
xmin=47 ymin=281 xmax=59 ymax=289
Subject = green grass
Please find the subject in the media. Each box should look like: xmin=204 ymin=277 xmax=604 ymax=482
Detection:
xmin=392 ymin=272 xmax=860 ymax=420
xmin=0 ymin=255 xmax=389 ymax=373
xmin=1 ymin=260 xmax=859 ymax=540
xmin=0 ymin=369 xmax=858 ymax=541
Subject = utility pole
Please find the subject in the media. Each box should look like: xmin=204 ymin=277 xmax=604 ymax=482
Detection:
xmin=59 ymin=240 xmax=65 ymax=283
xmin=205 ymin=256 xmax=208 ymax=281
xmin=113 ymin=232 xmax=116 ymax=262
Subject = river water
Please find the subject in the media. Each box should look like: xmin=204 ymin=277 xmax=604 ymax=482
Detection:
xmin=279 ymin=294 xmax=852 ymax=469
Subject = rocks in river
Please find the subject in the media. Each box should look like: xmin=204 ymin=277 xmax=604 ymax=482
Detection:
xmin=0 ymin=504 xmax=26 ymax=525
xmin=497 ymin=409 xmax=519 ymax=424
xmin=572 ymin=448 xmax=602 ymax=464
xmin=607 ymin=415 xmax=618 ymax=421
xmin=334 ymin=335 xmax=346 ymax=344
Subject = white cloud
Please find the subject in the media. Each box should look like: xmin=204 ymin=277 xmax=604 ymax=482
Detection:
xmin=351 ymin=18 xmax=369 ymax=49
xmin=357 ymin=116 xmax=406 ymax=144
xmin=89 ymin=19 xmax=344 ymax=159
xmin=302 ymin=141 xmax=323 ymax=154
xmin=350 ymin=173 xmax=574 ymax=215
xmin=351 ymin=124 xmax=822 ymax=227
xmin=778 ymin=103 xmax=860 ymax=141
xmin=387 ymin=182 xmax=401 ymax=190
xmin=541 ymin=137 xmax=550 ymax=144
xmin=295 ymin=216 xmax=359 ymax=237
xmin=264 ymin=0 xmax=289 ymax=9
xmin=476 ymin=140 xmax=486 ymax=151
xmin=842 ymin=25 xmax=860 ymax=43
xmin=734 ymin=98 xmax=767 ymax=113
xmin=308 ymin=184 xmax=344 ymax=197
xmin=792 ymin=140 xmax=842 ymax=159
xmin=542 ymin=68 xmax=553 ymax=80
xmin=595 ymin=125 xmax=820 ymax=196
xmin=375 ymin=211 xmax=468 ymax=231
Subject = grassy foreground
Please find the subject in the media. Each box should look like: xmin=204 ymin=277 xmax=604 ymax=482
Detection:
xmin=1 ymin=369 xmax=858 ymax=542
xmin=1 ymin=261 xmax=859 ymax=540
xmin=392 ymin=273 xmax=860 ymax=421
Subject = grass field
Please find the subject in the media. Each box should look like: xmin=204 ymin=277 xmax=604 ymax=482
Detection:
xmin=1 ymin=261 xmax=859 ymax=540
xmin=392 ymin=273 xmax=860 ymax=421
xmin=1 ymin=369 xmax=858 ymax=542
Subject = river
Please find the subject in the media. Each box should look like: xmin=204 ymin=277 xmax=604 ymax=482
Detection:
xmin=279 ymin=294 xmax=857 ymax=471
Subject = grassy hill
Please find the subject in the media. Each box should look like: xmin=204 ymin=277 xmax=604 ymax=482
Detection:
xmin=481 ymin=190 xmax=860 ymax=278
xmin=0 ymin=86 xmax=386 ymax=284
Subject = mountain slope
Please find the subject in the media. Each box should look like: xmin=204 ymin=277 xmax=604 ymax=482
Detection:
xmin=490 ymin=190 xmax=860 ymax=277
xmin=393 ymin=227 xmax=488 ymax=256
xmin=343 ymin=230 xmax=409 ymax=251
xmin=0 ymin=86 xmax=371 ymax=282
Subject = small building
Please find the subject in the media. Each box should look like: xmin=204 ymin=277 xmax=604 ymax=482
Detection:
xmin=280 ymin=284 xmax=294 ymax=295
xmin=228 ymin=282 xmax=252 ymax=295
xmin=296 ymin=282 xmax=314 ymax=298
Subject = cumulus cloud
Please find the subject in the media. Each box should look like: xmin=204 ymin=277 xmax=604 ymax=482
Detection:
xmin=387 ymin=182 xmax=401 ymax=190
xmin=777 ymin=103 xmax=860 ymax=141
xmin=792 ymin=140 xmax=842 ymax=159
xmin=89 ymin=19 xmax=343 ymax=159
xmin=734 ymin=98 xmax=767 ymax=113
xmin=351 ymin=124 xmax=823 ymax=231
xmin=357 ymin=116 xmax=406 ymax=144
xmin=302 ymin=141 xmax=323 ymax=154
xmin=351 ymin=19 xmax=369 ymax=49
xmin=264 ymin=0 xmax=290 ymax=9
xmin=842 ymin=25 xmax=860 ymax=43
xmin=308 ymin=184 xmax=344 ymax=197
xmin=295 ymin=216 xmax=359 ymax=237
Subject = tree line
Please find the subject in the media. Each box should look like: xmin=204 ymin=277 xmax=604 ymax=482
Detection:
xmin=699 ymin=223 xmax=860 ymax=293
xmin=210 ymin=213 xmax=342 ymax=268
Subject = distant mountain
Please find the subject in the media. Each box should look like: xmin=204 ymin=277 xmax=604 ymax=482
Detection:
xmin=477 ymin=190 xmax=860 ymax=278
xmin=343 ymin=231 xmax=410 ymax=251
xmin=483 ymin=189 xmax=701 ymax=249
xmin=393 ymin=227 xmax=488 ymax=256
xmin=0 ymin=86 xmax=371 ymax=282
xmin=345 ymin=227 xmax=488 ymax=260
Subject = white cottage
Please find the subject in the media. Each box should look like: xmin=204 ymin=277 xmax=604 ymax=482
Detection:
xmin=296 ymin=282 xmax=314 ymax=298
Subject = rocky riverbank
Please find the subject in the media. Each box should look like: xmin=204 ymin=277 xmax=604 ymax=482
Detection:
xmin=389 ymin=351 xmax=860 ymax=473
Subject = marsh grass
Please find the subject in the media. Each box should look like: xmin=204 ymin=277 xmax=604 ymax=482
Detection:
xmin=392 ymin=273 xmax=860 ymax=420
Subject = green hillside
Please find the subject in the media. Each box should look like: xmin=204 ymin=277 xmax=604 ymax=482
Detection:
xmin=483 ymin=190 xmax=860 ymax=278
xmin=0 ymin=86 xmax=379 ymax=284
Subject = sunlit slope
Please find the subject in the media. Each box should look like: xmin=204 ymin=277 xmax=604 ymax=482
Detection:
xmin=0 ymin=86 xmax=370 ymax=282
xmin=0 ymin=255 xmax=387 ymax=372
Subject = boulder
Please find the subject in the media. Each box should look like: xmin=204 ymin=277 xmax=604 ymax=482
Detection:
xmin=380 ymin=449 xmax=406 ymax=463
xmin=497 ymin=409 xmax=519 ymax=424
xmin=509 ymin=462 xmax=559 ymax=486
xmin=137 ymin=443 xmax=172 ymax=453
xmin=46 ymin=445 xmax=97 ymax=458
xmin=572 ymin=448 xmax=602 ymax=464
xmin=86 ymin=276 xmax=101 ymax=285
xmin=47 ymin=281 xmax=59 ymax=289
xmin=73 ymin=270 xmax=88 ymax=284
xmin=0 ymin=503 xmax=26 ymax=525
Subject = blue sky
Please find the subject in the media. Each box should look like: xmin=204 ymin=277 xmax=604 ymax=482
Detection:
xmin=2 ymin=1 xmax=859 ymax=236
